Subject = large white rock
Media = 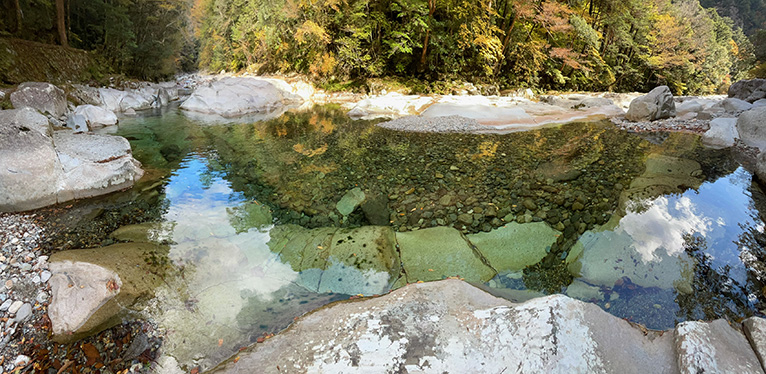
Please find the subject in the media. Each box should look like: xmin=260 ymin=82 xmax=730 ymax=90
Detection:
xmin=48 ymin=243 xmax=164 ymax=343
xmin=53 ymin=132 xmax=144 ymax=200
xmin=0 ymin=109 xmax=62 ymax=211
xmin=180 ymin=77 xmax=302 ymax=117
xmin=0 ymin=109 xmax=145 ymax=212
xmin=625 ymin=86 xmax=676 ymax=122
xmin=65 ymin=114 xmax=88 ymax=133
xmin=676 ymin=319 xmax=765 ymax=374
xmin=702 ymin=117 xmax=738 ymax=149
xmin=737 ymin=107 xmax=766 ymax=151
xmin=210 ymin=280 xmax=678 ymax=374
xmin=346 ymin=92 xmax=434 ymax=120
xmin=10 ymin=82 xmax=67 ymax=117
xmin=99 ymin=88 xmax=154 ymax=112
xmin=74 ymin=105 xmax=118 ymax=128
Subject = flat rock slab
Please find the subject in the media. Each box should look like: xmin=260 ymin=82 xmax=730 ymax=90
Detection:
xmin=397 ymin=226 xmax=496 ymax=283
xmin=210 ymin=279 xmax=677 ymax=374
xmin=676 ymin=319 xmax=765 ymax=374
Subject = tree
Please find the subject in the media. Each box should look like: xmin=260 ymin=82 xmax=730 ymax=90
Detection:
xmin=56 ymin=0 xmax=67 ymax=47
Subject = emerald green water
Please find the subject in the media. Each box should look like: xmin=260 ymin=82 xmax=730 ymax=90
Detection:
xmin=50 ymin=104 xmax=766 ymax=371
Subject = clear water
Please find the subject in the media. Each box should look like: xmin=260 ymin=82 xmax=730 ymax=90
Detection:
xmin=52 ymin=104 xmax=765 ymax=370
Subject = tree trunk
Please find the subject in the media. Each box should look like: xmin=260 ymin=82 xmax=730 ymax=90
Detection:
xmin=12 ymin=0 xmax=22 ymax=33
xmin=56 ymin=0 xmax=68 ymax=47
xmin=419 ymin=0 xmax=436 ymax=68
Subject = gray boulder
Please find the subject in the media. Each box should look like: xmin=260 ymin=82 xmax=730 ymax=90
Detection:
xmin=729 ymin=79 xmax=766 ymax=103
xmin=702 ymin=117 xmax=738 ymax=149
xmin=625 ymin=86 xmax=676 ymax=122
xmin=10 ymin=82 xmax=67 ymax=117
xmin=723 ymin=97 xmax=754 ymax=114
xmin=211 ymin=279 xmax=678 ymax=374
xmin=0 ymin=109 xmax=62 ymax=211
xmin=736 ymin=107 xmax=766 ymax=151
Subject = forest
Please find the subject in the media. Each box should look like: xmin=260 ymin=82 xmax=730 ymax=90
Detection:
xmin=1 ymin=0 xmax=765 ymax=94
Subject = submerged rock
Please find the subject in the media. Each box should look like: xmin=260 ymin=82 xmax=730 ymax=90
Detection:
xmin=48 ymin=243 xmax=165 ymax=343
xmin=625 ymin=86 xmax=676 ymax=122
xmin=466 ymin=222 xmax=556 ymax=272
xmin=211 ymin=279 xmax=679 ymax=374
xmin=268 ymin=225 xmax=400 ymax=295
xmin=397 ymin=226 xmax=496 ymax=283
xmin=10 ymin=82 xmax=67 ymax=117
xmin=335 ymin=187 xmax=365 ymax=216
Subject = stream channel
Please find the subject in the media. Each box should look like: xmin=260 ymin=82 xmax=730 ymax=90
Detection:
xmin=42 ymin=103 xmax=766 ymax=370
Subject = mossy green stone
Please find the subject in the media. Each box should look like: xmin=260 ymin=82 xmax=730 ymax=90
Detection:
xmin=397 ymin=226 xmax=496 ymax=283
xmin=466 ymin=222 xmax=556 ymax=272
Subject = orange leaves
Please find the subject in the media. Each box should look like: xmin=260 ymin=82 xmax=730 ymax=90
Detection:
xmin=81 ymin=343 xmax=101 ymax=366
xmin=293 ymin=143 xmax=329 ymax=157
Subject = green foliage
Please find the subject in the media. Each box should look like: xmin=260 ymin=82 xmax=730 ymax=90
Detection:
xmin=189 ymin=0 xmax=754 ymax=94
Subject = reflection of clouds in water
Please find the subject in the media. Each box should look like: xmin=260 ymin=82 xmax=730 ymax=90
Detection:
xmin=620 ymin=196 xmax=717 ymax=262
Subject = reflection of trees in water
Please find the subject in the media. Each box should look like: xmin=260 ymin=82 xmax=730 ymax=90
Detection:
xmin=677 ymin=229 xmax=764 ymax=324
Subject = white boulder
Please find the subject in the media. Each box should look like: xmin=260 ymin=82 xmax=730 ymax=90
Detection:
xmin=625 ymin=86 xmax=676 ymax=122
xmin=10 ymin=82 xmax=67 ymax=117
xmin=702 ymin=117 xmax=738 ymax=149
xmin=346 ymin=92 xmax=434 ymax=119
xmin=180 ymin=77 xmax=303 ymax=117
xmin=65 ymin=114 xmax=88 ymax=133
xmin=736 ymin=107 xmax=766 ymax=151
xmin=74 ymin=105 xmax=118 ymax=128
xmin=211 ymin=280 xmax=678 ymax=374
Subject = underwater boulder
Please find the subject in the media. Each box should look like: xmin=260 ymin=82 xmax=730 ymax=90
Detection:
xmin=396 ymin=226 xmax=496 ymax=283
xmin=466 ymin=221 xmax=557 ymax=272
xmin=268 ymin=225 xmax=401 ymax=295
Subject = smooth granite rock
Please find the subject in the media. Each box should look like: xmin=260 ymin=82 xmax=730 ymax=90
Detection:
xmin=466 ymin=222 xmax=557 ymax=272
xmin=737 ymin=107 xmax=766 ymax=151
xmin=210 ymin=280 xmax=677 ymax=374
xmin=10 ymin=82 xmax=67 ymax=117
xmin=702 ymin=117 xmax=738 ymax=149
xmin=675 ymin=319 xmax=765 ymax=374
xmin=625 ymin=86 xmax=676 ymax=122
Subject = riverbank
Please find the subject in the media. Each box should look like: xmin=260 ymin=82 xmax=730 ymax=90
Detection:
xmin=2 ymin=74 xmax=766 ymax=373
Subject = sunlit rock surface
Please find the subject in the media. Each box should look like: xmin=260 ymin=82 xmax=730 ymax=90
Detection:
xmin=210 ymin=280 xmax=680 ymax=374
xmin=10 ymin=82 xmax=67 ymax=117
xmin=48 ymin=243 xmax=165 ymax=343
xmin=0 ymin=109 xmax=144 ymax=212
xmin=180 ymin=77 xmax=303 ymax=118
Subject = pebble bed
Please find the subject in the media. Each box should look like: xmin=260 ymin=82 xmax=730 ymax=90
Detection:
xmin=376 ymin=115 xmax=486 ymax=133
xmin=611 ymin=116 xmax=711 ymax=133
xmin=0 ymin=212 xmax=163 ymax=373
xmin=0 ymin=213 xmax=49 ymax=371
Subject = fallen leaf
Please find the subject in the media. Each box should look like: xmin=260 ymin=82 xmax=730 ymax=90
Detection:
xmin=81 ymin=343 xmax=100 ymax=366
xmin=218 ymin=339 xmax=223 ymax=347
